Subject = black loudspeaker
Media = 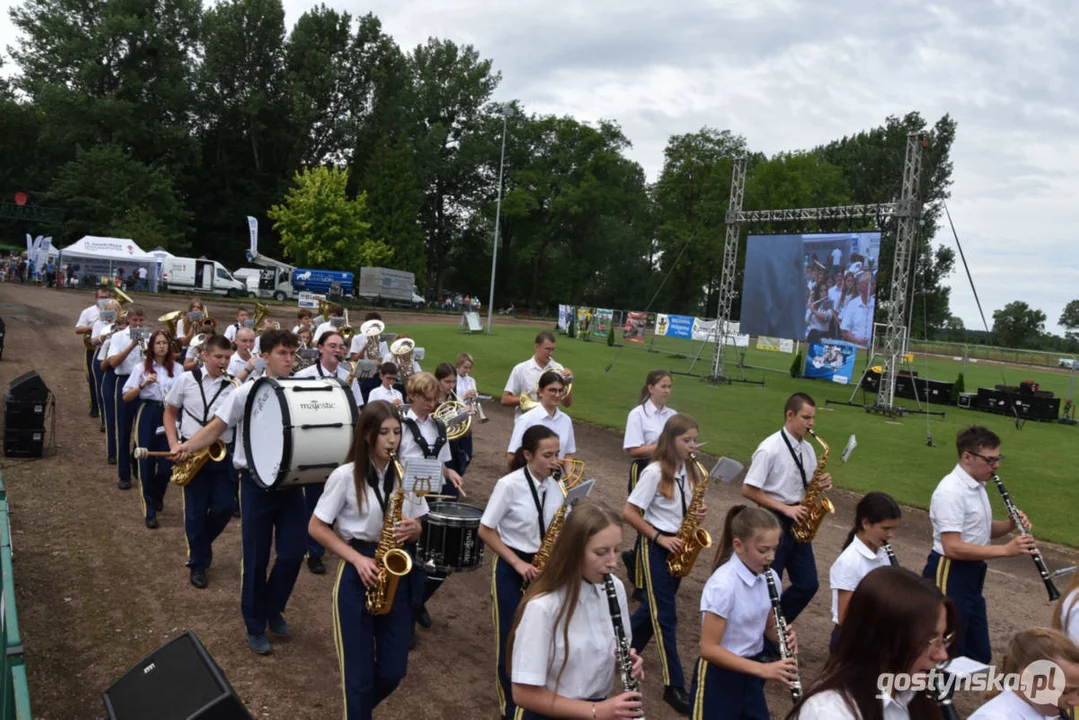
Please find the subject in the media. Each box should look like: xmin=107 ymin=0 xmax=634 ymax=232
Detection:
xmin=0 ymin=316 xmax=6 ymax=361
xmin=102 ymin=632 xmax=251 ymax=720
xmin=4 ymin=393 xmax=46 ymax=430
xmin=8 ymin=370 xmax=49 ymax=402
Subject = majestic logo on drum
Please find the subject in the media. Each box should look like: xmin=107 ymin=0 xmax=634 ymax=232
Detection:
xmin=299 ymin=399 xmax=336 ymax=412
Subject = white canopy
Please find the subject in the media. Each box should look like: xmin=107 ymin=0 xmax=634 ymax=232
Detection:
xmin=59 ymin=236 xmax=156 ymax=261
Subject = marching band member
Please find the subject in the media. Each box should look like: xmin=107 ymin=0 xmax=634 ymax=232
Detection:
xmin=227 ymin=327 xmax=259 ymax=383
xmin=398 ymin=372 xmax=463 ymax=637
xmin=1053 ymin=567 xmax=1079 ymax=646
xmin=293 ymin=330 xmax=364 ymax=575
xmin=173 ymin=297 xmax=204 ymax=349
xmin=296 ymin=326 xmax=313 ymax=352
xmin=479 ymin=425 xmax=563 ymax=720
xmin=507 ymin=502 xmax=644 ymax=720
xmin=313 ymin=303 xmax=345 ymax=346
xmin=501 ymin=331 xmax=573 ymax=418
xmin=454 ymin=352 xmax=479 ymax=476
xmin=223 ymin=306 xmax=250 ymax=343
xmin=506 ymin=371 xmax=576 ymax=471
xmin=741 ymin=393 xmax=830 ymax=630
xmin=921 ymin=425 xmax=1038 ymax=664
xmin=91 ymin=299 xmax=121 ymax=442
xmin=622 ymin=413 xmax=707 ymax=715
xmin=691 ymin=506 xmax=795 ymax=720
xmin=164 ymin=335 xmax=239 ymax=589
xmin=367 ymin=363 xmax=403 ymax=406
xmin=122 ymin=330 xmax=181 ymax=529
xmin=622 ymin=370 xmax=676 ymax=598
xmin=435 ymin=362 xmax=469 ymax=487
xmin=308 ymin=400 xmax=427 ymax=720
xmin=107 ymin=304 xmax=147 ymax=491
xmin=173 ymin=329 xmax=307 ymax=656
xmin=349 ymin=311 xmax=389 ymax=361
xmin=291 ymin=308 xmax=313 ymax=335
xmin=828 ymin=492 xmax=901 ymax=647
xmin=967 ymin=628 xmax=1079 ymax=720
xmin=789 ymin=566 xmax=957 ymax=720
xmin=75 ymin=286 xmax=110 ymax=418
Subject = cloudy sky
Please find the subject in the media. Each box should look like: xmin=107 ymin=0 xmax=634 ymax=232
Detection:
xmin=3 ymin=0 xmax=1076 ymax=336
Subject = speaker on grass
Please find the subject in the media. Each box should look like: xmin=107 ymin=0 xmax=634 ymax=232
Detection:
xmin=8 ymin=370 xmax=49 ymax=403
xmin=102 ymin=631 xmax=251 ymax=720
xmin=0 ymin=316 xmax=6 ymax=360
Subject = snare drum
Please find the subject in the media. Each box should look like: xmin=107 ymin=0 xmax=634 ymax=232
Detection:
xmin=419 ymin=501 xmax=485 ymax=573
xmin=243 ymin=377 xmax=358 ymax=490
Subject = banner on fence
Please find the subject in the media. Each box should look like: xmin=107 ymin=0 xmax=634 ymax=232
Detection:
xmin=655 ymin=313 xmax=693 ymax=339
xmin=804 ymin=339 xmax=858 ymax=384
xmin=758 ymin=336 xmax=795 ymax=353
xmin=558 ymin=305 xmax=571 ymax=331
xmin=623 ymin=312 xmax=648 ymax=343
xmin=576 ymin=307 xmax=594 ymax=336
xmin=593 ymin=309 xmax=614 ymax=337
xmin=691 ymin=318 xmax=717 ymax=342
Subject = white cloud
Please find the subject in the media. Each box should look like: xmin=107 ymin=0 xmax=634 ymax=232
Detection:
xmin=3 ymin=0 xmax=1076 ymax=334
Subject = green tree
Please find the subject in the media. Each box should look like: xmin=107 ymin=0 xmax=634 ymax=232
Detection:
xmin=992 ymin=301 xmax=1046 ymax=348
xmin=360 ymin=135 xmax=426 ymax=280
xmin=47 ymin=145 xmax=191 ymax=250
xmin=267 ymin=166 xmax=391 ymax=269
xmin=1059 ymin=299 xmax=1079 ymax=340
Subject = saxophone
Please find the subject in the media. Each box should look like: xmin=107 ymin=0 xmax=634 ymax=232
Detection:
xmin=666 ymin=454 xmax=713 ymax=578
xmin=365 ymin=452 xmax=415 ymax=616
xmin=522 ymin=461 xmax=586 ymax=591
xmin=791 ymin=429 xmax=835 ymax=543
xmin=169 ymin=440 xmax=228 ymax=487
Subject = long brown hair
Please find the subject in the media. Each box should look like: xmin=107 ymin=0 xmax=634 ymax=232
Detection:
xmin=1052 ymin=572 xmax=1079 ymax=636
xmin=712 ymin=505 xmax=781 ymax=571
xmin=653 ymin=413 xmax=699 ymax=500
xmin=506 ymin=503 xmax=622 ymax=692
xmin=345 ymin=401 xmax=401 ymax=513
xmin=638 ymin=369 xmax=671 ymax=407
xmin=787 ymin=567 xmax=955 ymax=720
xmin=142 ymin=329 xmax=177 ymax=376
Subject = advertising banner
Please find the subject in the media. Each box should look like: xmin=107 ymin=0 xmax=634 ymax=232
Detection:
xmin=654 ymin=314 xmax=693 ymax=339
xmin=558 ymin=305 xmax=571 ymax=331
xmin=623 ymin=312 xmax=648 ymax=343
xmin=576 ymin=307 xmax=594 ymax=336
xmin=691 ymin=318 xmax=717 ymax=342
xmin=593 ymin=308 xmax=614 ymax=337
xmin=757 ymin=336 xmax=795 ymax=353
xmin=804 ymin=339 xmax=859 ymax=384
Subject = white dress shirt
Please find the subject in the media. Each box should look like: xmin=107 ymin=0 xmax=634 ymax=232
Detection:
xmin=840 ymin=296 xmax=874 ymax=344
xmin=399 ymin=409 xmax=451 ymax=463
xmin=481 ymin=467 xmax=562 ymax=553
xmin=223 ymin=322 xmax=242 ymax=342
xmin=122 ymin=361 xmax=181 ymax=402
xmin=214 ymin=381 xmax=257 ymax=469
xmin=349 ymin=335 xmax=389 ymax=360
xmin=165 ymin=369 xmax=237 ymax=443
xmin=700 ymin=555 xmax=780 ymax=658
xmin=504 ymin=356 xmax=564 ymax=417
xmin=512 ymin=578 xmax=631 ymax=700
xmin=1061 ymin=588 xmax=1079 ymax=646
xmin=314 ymin=461 xmax=428 ymax=541
xmin=743 ymin=428 xmax=817 ymax=506
xmin=227 ymin=353 xmax=256 ymax=381
xmin=623 ymin=400 xmax=677 ymax=452
xmin=929 ymin=464 xmax=992 ymax=555
xmin=626 ymin=461 xmax=691 ymax=534
xmin=368 ymin=385 xmax=403 ymax=405
xmin=456 ymin=373 xmax=477 ymax=400
xmin=795 ymin=688 xmax=915 ymax=719
xmin=76 ymin=304 xmax=100 ymax=329
xmin=107 ymin=329 xmax=145 ymax=377
xmin=92 ymin=319 xmax=112 ymax=363
xmin=507 ymin=406 xmax=576 ymax=458
xmin=292 ymin=362 xmax=364 ymax=408
xmin=968 ymin=690 xmax=1059 ymax=719
xmin=829 ymin=537 xmax=892 ymax=624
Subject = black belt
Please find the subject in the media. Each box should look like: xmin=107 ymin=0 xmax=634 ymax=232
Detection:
xmin=507 ymin=547 xmax=537 ymax=563
xmin=349 ymin=539 xmax=378 ymax=554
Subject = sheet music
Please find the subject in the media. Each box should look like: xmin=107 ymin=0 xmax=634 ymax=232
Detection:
xmin=563 ymin=478 xmax=595 ymax=507
xmin=841 ymin=434 xmax=858 ymax=463
xmin=940 ymin=656 xmax=990 ymax=678
xmin=404 ymin=458 xmax=445 ymax=496
xmin=711 ymin=457 xmax=745 ymax=483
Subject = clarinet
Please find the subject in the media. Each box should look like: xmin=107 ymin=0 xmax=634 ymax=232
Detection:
xmin=602 ymin=574 xmax=644 ymax=718
xmin=991 ymin=474 xmax=1060 ymax=601
xmin=933 ymin=669 xmax=961 ymax=720
xmin=763 ymin=564 xmax=802 ymax=703
xmin=883 ymin=541 xmax=899 ymax=566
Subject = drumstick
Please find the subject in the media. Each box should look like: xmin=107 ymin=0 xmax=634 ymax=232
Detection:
xmin=133 ymin=448 xmax=174 ymax=459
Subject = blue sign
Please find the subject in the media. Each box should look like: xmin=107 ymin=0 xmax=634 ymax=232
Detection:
xmin=666 ymin=314 xmax=694 ymax=339
xmin=804 ymin=339 xmax=858 ymax=384
xmin=292 ymin=268 xmax=354 ymax=296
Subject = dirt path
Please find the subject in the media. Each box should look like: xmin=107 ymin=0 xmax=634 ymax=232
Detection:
xmin=0 ymin=285 xmax=1074 ymax=719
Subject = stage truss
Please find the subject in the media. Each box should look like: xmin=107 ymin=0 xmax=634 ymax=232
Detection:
xmin=709 ymin=132 xmax=928 ymax=415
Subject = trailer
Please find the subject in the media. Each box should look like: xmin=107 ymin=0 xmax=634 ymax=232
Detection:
xmin=357 ymin=267 xmax=425 ymax=309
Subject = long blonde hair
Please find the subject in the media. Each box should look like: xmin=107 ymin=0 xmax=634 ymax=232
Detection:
xmin=986 ymin=627 xmax=1079 ymax=700
xmin=506 ymin=503 xmax=622 ymax=692
xmin=653 ymin=413 xmax=699 ymax=500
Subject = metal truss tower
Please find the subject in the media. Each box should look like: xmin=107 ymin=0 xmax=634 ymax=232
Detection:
xmin=709 ymin=132 xmax=927 ymax=414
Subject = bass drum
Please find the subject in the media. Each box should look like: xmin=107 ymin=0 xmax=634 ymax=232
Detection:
xmin=419 ymin=501 xmax=485 ymax=573
xmin=243 ymin=377 xmax=358 ymax=490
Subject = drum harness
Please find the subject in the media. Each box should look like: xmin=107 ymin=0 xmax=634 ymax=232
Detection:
xmin=401 ymin=418 xmax=448 ymax=461
xmin=179 ymin=368 xmax=234 ymax=443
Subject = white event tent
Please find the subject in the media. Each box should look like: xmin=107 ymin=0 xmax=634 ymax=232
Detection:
xmin=58 ymin=236 xmax=160 ymax=290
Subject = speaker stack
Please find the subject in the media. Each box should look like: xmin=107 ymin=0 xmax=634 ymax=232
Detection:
xmin=102 ymin=631 xmax=251 ymax=719
xmin=4 ymin=370 xmax=50 ymax=458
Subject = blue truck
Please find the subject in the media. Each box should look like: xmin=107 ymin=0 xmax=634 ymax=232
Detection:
xmin=292 ymin=268 xmax=354 ymax=297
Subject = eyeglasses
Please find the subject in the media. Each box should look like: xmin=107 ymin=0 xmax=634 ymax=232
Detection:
xmin=971 ymin=452 xmax=1005 ymax=466
xmin=926 ymin=632 xmax=955 ymax=653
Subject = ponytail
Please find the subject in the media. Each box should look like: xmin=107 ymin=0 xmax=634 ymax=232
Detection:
xmin=713 ymin=505 xmax=781 ymax=571
xmin=512 ymin=425 xmax=558 ymax=471
xmin=843 ymin=491 xmax=901 ymax=550
xmin=638 ymin=369 xmax=672 ymax=407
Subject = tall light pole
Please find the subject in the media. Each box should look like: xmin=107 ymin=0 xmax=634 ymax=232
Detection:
xmin=486 ymin=112 xmax=507 ymax=335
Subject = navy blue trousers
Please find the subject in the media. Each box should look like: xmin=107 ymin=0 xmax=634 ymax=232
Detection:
xmin=923 ymin=551 xmax=991 ymax=663
xmin=630 ymin=536 xmax=685 ymax=689
xmin=335 ymin=540 xmax=411 ymax=720
xmin=92 ymin=357 xmax=107 ymax=432
xmin=134 ymin=401 xmax=170 ymax=520
xmin=102 ymin=369 xmax=117 ymax=460
xmin=771 ymin=516 xmax=819 ymax=623
xmin=305 ymin=482 xmax=326 ymax=560
xmin=492 ymin=551 xmax=532 ymax=720
xmin=627 ymin=459 xmax=648 ymax=588
xmin=238 ymin=469 xmax=307 ymax=636
xmin=183 ymin=450 xmax=234 ymax=571
xmin=114 ymin=376 xmax=139 ymax=483
xmin=690 ymin=657 xmax=768 ymax=719
xmin=84 ymin=348 xmax=100 ymax=415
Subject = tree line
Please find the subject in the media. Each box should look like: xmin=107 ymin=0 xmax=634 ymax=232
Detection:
xmin=3 ymin=0 xmax=974 ymax=333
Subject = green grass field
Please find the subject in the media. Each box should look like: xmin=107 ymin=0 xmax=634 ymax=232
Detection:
xmin=401 ymin=322 xmax=1079 ymax=547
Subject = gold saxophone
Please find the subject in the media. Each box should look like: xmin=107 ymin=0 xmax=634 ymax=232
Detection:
xmin=366 ymin=452 xmax=414 ymax=616
xmin=522 ymin=460 xmax=585 ymax=591
xmin=667 ymin=453 xmax=713 ymax=578
xmin=169 ymin=440 xmax=228 ymax=487
xmin=791 ymin=429 xmax=835 ymax=543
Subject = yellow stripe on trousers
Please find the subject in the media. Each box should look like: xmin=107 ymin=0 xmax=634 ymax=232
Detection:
xmin=133 ymin=402 xmax=147 ymax=517
xmin=691 ymin=657 xmax=708 ymax=720
xmin=490 ymin=556 xmax=506 ymax=716
xmin=332 ymin=558 xmax=348 ymax=719
xmin=640 ymin=536 xmax=673 ymax=685
xmin=935 ymin=556 xmax=952 ymax=594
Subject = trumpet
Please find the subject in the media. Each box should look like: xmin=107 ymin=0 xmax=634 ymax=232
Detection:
xmin=465 ymin=393 xmax=491 ymax=423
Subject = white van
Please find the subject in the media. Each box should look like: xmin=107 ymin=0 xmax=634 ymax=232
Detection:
xmin=163 ymin=257 xmax=245 ymax=297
